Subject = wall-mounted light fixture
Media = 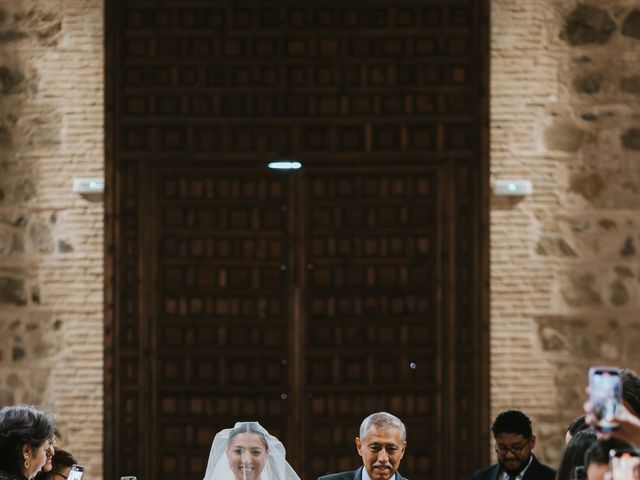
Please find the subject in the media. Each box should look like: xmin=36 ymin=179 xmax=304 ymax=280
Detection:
xmin=73 ymin=178 xmax=104 ymax=194
xmin=492 ymin=179 xmax=532 ymax=196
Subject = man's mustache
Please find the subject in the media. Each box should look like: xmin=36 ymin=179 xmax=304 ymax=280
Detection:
xmin=372 ymin=462 xmax=393 ymax=468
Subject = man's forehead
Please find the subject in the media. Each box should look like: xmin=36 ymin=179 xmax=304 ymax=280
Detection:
xmin=362 ymin=425 xmax=404 ymax=443
xmin=494 ymin=432 xmax=528 ymax=444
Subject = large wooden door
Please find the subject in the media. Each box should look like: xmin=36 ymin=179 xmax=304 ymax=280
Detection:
xmin=105 ymin=2 xmax=489 ymax=480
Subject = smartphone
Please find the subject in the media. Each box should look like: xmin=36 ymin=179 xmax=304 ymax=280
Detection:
xmin=120 ymin=477 xmax=137 ymax=480
xmin=67 ymin=465 xmax=85 ymax=480
xmin=610 ymin=448 xmax=640 ymax=480
xmin=589 ymin=366 xmax=622 ymax=432
xmin=574 ymin=465 xmax=587 ymax=480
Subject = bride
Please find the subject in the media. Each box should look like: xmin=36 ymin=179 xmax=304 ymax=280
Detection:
xmin=202 ymin=421 xmax=301 ymax=480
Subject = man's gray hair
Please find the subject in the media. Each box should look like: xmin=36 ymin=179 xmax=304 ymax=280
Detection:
xmin=359 ymin=411 xmax=407 ymax=441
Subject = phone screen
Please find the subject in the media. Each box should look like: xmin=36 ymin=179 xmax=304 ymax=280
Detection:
xmin=610 ymin=450 xmax=640 ymax=480
xmin=67 ymin=465 xmax=85 ymax=480
xmin=574 ymin=465 xmax=587 ymax=480
xmin=589 ymin=366 xmax=622 ymax=432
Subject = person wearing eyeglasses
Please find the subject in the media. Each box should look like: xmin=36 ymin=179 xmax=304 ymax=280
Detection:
xmin=470 ymin=410 xmax=555 ymax=480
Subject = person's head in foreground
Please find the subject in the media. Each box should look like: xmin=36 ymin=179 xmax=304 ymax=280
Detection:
xmin=556 ymin=429 xmax=597 ymax=480
xmin=0 ymin=405 xmax=55 ymax=480
xmin=355 ymin=411 xmax=407 ymax=480
xmin=566 ymin=415 xmax=591 ymax=444
xmin=46 ymin=448 xmax=78 ymax=480
xmin=584 ymin=438 xmax=631 ymax=480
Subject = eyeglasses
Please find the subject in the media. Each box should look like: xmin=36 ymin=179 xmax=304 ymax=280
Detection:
xmin=495 ymin=439 xmax=530 ymax=455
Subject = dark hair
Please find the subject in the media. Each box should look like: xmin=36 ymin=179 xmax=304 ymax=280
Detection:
xmin=0 ymin=405 xmax=55 ymax=474
xmin=49 ymin=448 xmax=77 ymax=478
xmin=556 ymin=429 xmax=597 ymax=480
xmin=491 ymin=410 xmax=532 ymax=438
xmin=584 ymin=438 xmax=631 ymax=467
xmin=566 ymin=415 xmax=588 ymax=438
xmin=622 ymin=368 xmax=640 ymax=416
xmin=227 ymin=422 xmax=268 ymax=451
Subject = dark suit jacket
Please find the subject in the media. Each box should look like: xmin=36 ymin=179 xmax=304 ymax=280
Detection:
xmin=319 ymin=466 xmax=409 ymax=480
xmin=470 ymin=455 xmax=556 ymax=480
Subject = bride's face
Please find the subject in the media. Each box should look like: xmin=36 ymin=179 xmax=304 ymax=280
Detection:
xmin=226 ymin=432 xmax=268 ymax=480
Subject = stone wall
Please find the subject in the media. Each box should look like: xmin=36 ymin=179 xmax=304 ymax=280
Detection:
xmin=1 ymin=0 xmax=639 ymax=476
xmin=0 ymin=0 xmax=103 ymax=477
xmin=492 ymin=0 xmax=640 ymax=467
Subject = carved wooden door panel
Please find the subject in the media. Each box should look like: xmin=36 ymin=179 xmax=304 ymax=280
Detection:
xmin=302 ymin=167 xmax=444 ymax=478
xmin=151 ymin=169 xmax=294 ymax=480
xmin=105 ymin=1 xmax=489 ymax=480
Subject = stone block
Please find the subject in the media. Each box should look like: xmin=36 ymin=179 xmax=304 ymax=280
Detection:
xmin=621 ymin=128 xmax=640 ymax=150
xmin=569 ymin=172 xmax=605 ymax=201
xmin=622 ymin=9 xmax=640 ymax=39
xmin=57 ymin=239 xmax=73 ymax=253
xmin=620 ymin=75 xmax=640 ymax=94
xmin=0 ymin=225 xmax=24 ymax=256
xmin=562 ymin=5 xmax=616 ymax=46
xmin=535 ymin=237 xmax=577 ymax=257
xmin=573 ymin=72 xmax=603 ymax=94
xmin=27 ymin=219 xmax=52 ymax=254
xmin=559 ymin=272 xmax=602 ymax=307
xmin=0 ymin=65 xmax=24 ymax=94
xmin=0 ymin=30 xmax=28 ymax=42
xmin=544 ymin=122 xmax=586 ymax=152
xmin=0 ymin=275 xmax=26 ymax=305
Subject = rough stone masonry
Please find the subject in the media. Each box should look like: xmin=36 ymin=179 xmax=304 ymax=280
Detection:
xmin=0 ymin=0 xmax=103 ymax=477
xmin=492 ymin=0 xmax=640 ymax=466
xmin=1 ymin=0 xmax=640 ymax=478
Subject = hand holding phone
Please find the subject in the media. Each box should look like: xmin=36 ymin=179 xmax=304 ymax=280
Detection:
xmin=67 ymin=465 xmax=85 ymax=480
xmin=610 ymin=448 xmax=640 ymax=480
xmin=589 ymin=366 xmax=622 ymax=432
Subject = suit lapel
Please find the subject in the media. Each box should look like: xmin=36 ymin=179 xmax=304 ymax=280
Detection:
xmin=523 ymin=455 xmax=538 ymax=479
xmin=490 ymin=464 xmax=501 ymax=480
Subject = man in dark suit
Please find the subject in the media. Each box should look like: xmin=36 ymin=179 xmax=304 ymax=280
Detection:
xmin=471 ymin=410 xmax=555 ymax=480
xmin=318 ymin=411 xmax=409 ymax=480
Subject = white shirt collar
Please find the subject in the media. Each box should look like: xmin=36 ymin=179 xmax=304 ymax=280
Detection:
xmin=501 ymin=455 xmax=533 ymax=480
xmin=362 ymin=466 xmax=396 ymax=480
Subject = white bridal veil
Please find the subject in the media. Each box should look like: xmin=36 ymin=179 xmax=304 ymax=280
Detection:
xmin=202 ymin=421 xmax=301 ymax=480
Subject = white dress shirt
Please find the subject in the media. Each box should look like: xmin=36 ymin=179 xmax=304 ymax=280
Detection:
xmin=362 ymin=467 xmax=396 ymax=480
xmin=501 ymin=455 xmax=533 ymax=480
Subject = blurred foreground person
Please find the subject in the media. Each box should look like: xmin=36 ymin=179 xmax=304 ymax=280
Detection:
xmin=46 ymin=449 xmax=77 ymax=480
xmin=0 ymin=405 xmax=55 ymax=480
xmin=556 ymin=429 xmax=597 ymax=480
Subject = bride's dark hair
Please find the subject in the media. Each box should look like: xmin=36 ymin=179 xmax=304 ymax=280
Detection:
xmin=227 ymin=422 xmax=269 ymax=451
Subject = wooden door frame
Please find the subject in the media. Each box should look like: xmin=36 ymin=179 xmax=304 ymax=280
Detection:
xmin=104 ymin=1 xmax=491 ymax=478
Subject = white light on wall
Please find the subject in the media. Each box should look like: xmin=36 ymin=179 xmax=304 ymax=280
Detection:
xmin=73 ymin=178 xmax=104 ymax=193
xmin=267 ymin=161 xmax=302 ymax=170
xmin=492 ymin=179 xmax=533 ymax=196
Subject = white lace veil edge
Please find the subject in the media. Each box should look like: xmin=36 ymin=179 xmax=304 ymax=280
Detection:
xmin=202 ymin=421 xmax=301 ymax=480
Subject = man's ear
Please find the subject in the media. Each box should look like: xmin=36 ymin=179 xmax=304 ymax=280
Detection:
xmin=529 ymin=435 xmax=536 ymax=450
xmin=355 ymin=437 xmax=362 ymax=453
